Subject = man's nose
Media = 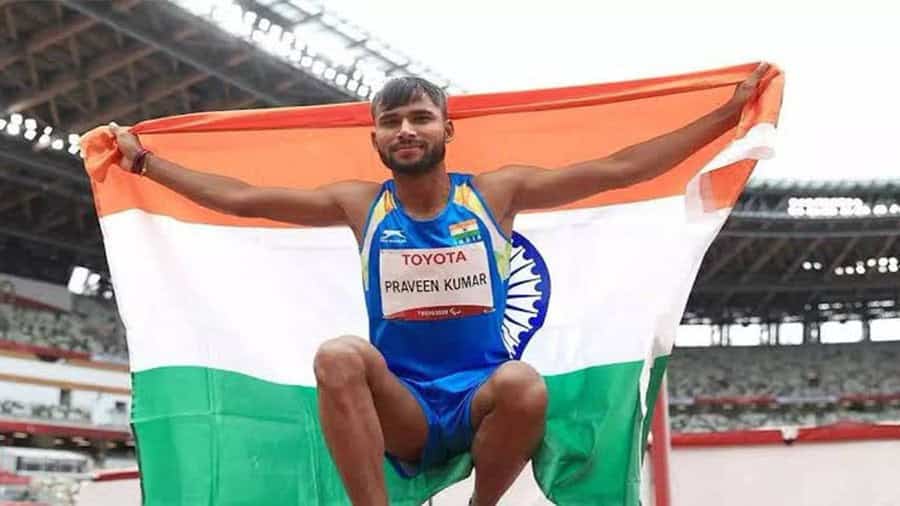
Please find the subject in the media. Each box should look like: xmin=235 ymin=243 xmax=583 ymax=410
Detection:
xmin=398 ymin=118 xmax=417 ymax=137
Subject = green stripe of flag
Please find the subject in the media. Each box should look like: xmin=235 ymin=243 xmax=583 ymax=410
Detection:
xmin=132 ymin=359 xmax=656 ymax=505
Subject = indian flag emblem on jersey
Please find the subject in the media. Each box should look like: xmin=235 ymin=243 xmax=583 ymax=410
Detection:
xmin=449 ymin=219 xmax=481 ymax=244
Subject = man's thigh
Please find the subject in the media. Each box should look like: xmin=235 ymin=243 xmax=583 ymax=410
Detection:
xmin=468 ymin=360 xmax=544 ymax=431
xmin=349 ymin=337 xmax=430 ymax=462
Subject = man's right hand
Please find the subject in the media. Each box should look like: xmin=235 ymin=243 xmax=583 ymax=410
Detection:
xmin=108 ymin=122 xmax=142 ymax=171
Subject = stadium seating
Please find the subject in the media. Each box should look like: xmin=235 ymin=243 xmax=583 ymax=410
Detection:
xmin=0 ymin=399 xmax=92 ymax=425
xmin=667 ymin=342 xmax=900 ymax=431
xmin=669 ymin=342 xmax=900 ymax=399
xmin=0 ymin=299 xmax=127 ymax=360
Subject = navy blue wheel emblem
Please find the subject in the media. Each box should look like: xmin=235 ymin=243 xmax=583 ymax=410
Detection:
xmin=502 ymin=232 xmax=551 ymax=359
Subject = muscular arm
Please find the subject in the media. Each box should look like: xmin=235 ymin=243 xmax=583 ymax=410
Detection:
xmin=143 ymin=154 xmax=375 ymax=228
xmin=497 ymin=101 xmax=741 ymax=212
xmin=476 ymin=63 xmax=771 ymax=220
xmin=109 ymin=125 xmax=378 ymax=235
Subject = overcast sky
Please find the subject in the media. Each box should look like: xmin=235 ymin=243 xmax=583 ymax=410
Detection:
xmin=326 ymin=0 xmax=898 ymax=182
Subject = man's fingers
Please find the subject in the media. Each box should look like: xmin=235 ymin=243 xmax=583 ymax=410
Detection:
xmin=752 ymin=63 xmax=770 ymax=80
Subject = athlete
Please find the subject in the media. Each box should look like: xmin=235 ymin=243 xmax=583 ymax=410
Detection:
xmin=108 ymin=63 xmax=769 ymax=506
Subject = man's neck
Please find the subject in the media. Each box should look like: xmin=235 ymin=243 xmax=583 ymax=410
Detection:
xmin=392 ymin=165 xmax=450 ymax=220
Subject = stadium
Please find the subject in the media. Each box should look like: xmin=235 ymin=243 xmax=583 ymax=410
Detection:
xmin=0 ymin=1 xmax=897 ymax=505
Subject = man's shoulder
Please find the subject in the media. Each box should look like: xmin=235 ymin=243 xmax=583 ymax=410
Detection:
xmin=328 ymin=180 xmax=382 ymax=200
xmin=325 ymin=180 xmax=384 ymax=239
xmin=471 ymin=165 xmax=536 ymax=198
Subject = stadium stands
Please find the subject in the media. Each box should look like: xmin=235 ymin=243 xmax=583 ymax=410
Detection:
xmin=669 ymin=342 xmax=900 ymax=399
xmin=0 ymin=400 xmax=92 ymax=425
xmin=668 ymin=342 xmax=900 ymax=431
xmin=0 ymin=299 xmax=127 ymax=361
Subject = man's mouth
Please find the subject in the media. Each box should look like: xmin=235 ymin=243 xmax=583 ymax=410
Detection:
xmin=393 ymin=145 xmax=423 ymax=156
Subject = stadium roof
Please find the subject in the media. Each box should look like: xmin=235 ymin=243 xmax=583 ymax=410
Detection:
xmin=0 ymin=0 xmax=454 ymax=279
xmin=688 ymin=180 xmax=899 ymax=323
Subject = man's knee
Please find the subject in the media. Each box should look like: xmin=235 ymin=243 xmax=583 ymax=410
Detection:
xmin=493 ymin=362 xmax=548 ymax=419
xmin=313 ymin=335 xmax=371 ymax=390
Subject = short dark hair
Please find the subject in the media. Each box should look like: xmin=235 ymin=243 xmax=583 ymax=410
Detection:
xmin=370 ymin=77 xmax=448 ymax=119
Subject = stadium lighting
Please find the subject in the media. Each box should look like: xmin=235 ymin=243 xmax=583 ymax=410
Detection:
xmin=802 ymin=262 xmax=812 ymax=270
xmin=3 ymin=114 xmax=83 ymax=158
xmin=167 ymin=0 xmax=460 ymax=98
xmin=789 ymin=197 xmax=864 ymax=218
xmin=68 ymin=265 xmax=112 ymax=297
xmin=834 ymin=267 xmax=844 ymax=276
xmin=68 ymin=266 xmax=91 ymax=294
xmin=787 ymin=196 xmax=900 ymax=220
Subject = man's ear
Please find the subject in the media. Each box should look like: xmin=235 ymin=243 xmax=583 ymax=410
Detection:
xmin=445 ymin=119 xmax=455 ymax=143
xmin=370 ymin=130 xmax=378 ymax=150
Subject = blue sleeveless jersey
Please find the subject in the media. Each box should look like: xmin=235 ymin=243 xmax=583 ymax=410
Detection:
xmin=360 ymin=173 xmax=512 ymax=381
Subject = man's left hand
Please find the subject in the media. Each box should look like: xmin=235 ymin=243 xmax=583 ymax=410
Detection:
xmin=729 ymin=62 xmax=771 ymax=107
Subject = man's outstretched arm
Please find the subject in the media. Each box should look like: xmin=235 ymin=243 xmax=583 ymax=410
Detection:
xmin=108 ymin=124 xmax=377 ymax=229
xmin=480 ymin=63 xmax=771 ymax=216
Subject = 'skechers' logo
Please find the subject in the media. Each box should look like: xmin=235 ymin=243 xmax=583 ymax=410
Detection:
xmin=502 ymin=232 xmax=551 ymax=359
xmin=380 ymin=229 xmax=406 ymax=244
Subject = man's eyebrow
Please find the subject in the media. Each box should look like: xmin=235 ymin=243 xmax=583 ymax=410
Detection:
xmin=377 ymin=108 xmax=435 ymax=120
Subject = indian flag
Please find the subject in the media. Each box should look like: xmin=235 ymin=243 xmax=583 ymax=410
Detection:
xmin=81 ymin=63 xmax=783 ymax=505
xmin=449 ymin=218 xmax=480 ymax=244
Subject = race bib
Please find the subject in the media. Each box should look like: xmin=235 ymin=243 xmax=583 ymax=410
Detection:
xmin=379 ymin=242 xmax=494 ymax=320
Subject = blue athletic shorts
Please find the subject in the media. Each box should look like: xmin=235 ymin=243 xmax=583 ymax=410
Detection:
xmin=386 ymin=366 xmax=498 ymax=478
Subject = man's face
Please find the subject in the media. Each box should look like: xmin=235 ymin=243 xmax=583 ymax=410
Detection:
xmin=371 ymin=94 xmax=453 ymax=175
